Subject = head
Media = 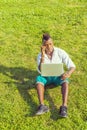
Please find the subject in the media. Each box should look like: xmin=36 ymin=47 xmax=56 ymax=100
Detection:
xmin=42 ymin=33 xmax=54 ymax=53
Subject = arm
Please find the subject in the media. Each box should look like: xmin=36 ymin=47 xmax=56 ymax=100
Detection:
xmin=62 ymin=67 xmax=76 ymax=80
xmin=38 ymin=45 xmax=46 ymax=71
xmin=59 ymin=49 xmax=76 ymax=79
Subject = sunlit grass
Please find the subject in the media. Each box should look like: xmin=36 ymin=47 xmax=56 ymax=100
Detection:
xmin=0 ymin=0 xmax=87 ymax=130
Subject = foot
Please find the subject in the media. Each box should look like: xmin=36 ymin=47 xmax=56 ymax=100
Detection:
xmin=59 ymin=106 xmax=67 ymax=118
xmin=36 ymin=104 xmax=49 ymax=115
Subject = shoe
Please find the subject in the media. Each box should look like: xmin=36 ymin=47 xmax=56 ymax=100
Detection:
xmin=59 ymin=106 xmax=67 ymax=118
xmin=36 ymin=104 xmax=49 ymax=115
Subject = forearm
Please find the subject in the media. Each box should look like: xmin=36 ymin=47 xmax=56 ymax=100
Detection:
xmin=38 ymin=56 xmax=44 ymax=71
xmin=38 ymin=45 xmax=46 ymax=71
xmin=67 ymin=67 xmax=76 ymax=75
xmin=62 ymin=67 xmax=75 ymax=80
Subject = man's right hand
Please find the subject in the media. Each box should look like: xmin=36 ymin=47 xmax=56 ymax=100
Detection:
xmin=40 ymin=45 xmax=46 ymax=63
xmin=41 ymin=45 xmax=46 ymax=57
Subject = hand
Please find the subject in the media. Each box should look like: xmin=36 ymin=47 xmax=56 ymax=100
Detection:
xmin=41 ymin=45 xmax=46 ymax=56
xmin=61 ymin=72 xmax=71 ymax=80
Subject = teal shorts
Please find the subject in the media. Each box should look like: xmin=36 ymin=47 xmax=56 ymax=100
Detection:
xmin=36 ymin=75 xmax=69 ymax=86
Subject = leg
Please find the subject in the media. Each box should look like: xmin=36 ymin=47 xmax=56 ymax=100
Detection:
xmin=36 ymin=83 xmax=45 ymax=105
xmin=59 ymin=82 xmax=69 ymax=117
xmin=36 ymin=75 xmax=47 ymax=105
xmin=36 ymin=83 xmax=49 ymax=115
xmin=61 ymin=82 xmax=69 ymax=106
xmin=35 ymin=76 xmax=49 ymax=115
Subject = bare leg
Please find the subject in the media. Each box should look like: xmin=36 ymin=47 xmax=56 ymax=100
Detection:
xmin=36 ymin=83 xmax=45 ymax=105
xmin=61 ymin=82 xmax=69 ymax=106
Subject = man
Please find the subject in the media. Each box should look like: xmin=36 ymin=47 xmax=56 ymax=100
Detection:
xmin=35 ymin=33 xmax=76 ymax=117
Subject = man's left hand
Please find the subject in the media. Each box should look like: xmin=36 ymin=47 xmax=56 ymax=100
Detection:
xmin=61 ymin=72 xmax=71 ymax=80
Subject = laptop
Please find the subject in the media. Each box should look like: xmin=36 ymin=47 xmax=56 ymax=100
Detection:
xmin=41 ymin=63 xmax=64 ymax=76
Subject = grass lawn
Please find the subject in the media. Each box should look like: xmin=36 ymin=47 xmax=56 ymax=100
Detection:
xmin=0 ymin=0 xmax=87 ymax=130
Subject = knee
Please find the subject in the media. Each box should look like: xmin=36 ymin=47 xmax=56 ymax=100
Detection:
xmin=36 ymin=83 xmax=44 ymax=88
xmin=62 ymin=82 xmax=68 ymax=87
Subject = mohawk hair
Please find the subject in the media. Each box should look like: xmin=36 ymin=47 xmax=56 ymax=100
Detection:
xmin=42 ymin=33 xmax=51 ymax=41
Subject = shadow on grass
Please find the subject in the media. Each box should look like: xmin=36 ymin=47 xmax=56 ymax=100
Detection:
xmin=0 ymin=64 xmax=63 ymax=120
xmin=0 ymin=64 xmax=38 ymax=116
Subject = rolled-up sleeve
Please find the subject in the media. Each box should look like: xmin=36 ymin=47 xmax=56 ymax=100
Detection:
xmin=59 ymin=49 xmax=76 ymax=69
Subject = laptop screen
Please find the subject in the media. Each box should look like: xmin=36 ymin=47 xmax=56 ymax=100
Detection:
xmin=41 ymin=63 xmax=64 ymax=76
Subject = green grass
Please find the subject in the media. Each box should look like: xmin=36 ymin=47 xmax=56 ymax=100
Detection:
xmin=0 ymin=0 xmax=87 ymax=130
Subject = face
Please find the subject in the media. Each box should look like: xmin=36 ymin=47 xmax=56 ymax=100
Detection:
xmin=43 ymin=38 xmax=54 ymax=53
